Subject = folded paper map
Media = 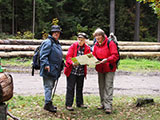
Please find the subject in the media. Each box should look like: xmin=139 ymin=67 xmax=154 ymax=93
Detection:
xmin=71 ymin=53 xmax=100 ymax=66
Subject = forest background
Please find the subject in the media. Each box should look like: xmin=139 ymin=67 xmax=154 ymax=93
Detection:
xmin=0 ymin=0 xmax=159 ymax=42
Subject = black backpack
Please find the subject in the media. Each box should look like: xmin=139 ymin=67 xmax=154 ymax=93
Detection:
xmin=107 ymin=33 xmax=120 ymax=68
xmin=31 ymin=39 xmax=53 ymax=76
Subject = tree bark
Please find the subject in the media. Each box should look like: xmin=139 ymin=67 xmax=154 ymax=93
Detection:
xmin=0 ymin=103 xmax=7 ymax=120
xmin=110 ymin=0 xmax=115 ymax=34
xmin=32 ymin=0 xmax=35 ymax=39
xmin=158 ymin=19 xmax=160 ymax=42
xmin=134 ymin=1 xmax=140 ymax=41
xmin=0 ymin=73 xmax=13 ymax=103
xmin=12 ymin=0 xmax=15 ymax=35
xmin=0 ymin=9 xmax=2 ymax=33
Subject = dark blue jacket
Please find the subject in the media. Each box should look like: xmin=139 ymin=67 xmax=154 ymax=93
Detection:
xmin=40 ymin=35 xmax=63 ymax=80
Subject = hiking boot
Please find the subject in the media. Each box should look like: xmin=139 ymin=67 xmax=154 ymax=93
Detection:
xmin=97 ymin=105 xmax=104 ymax=110
xmin=66 ymin=106 xmax=74 ymax=111
xmin=105 ymin=109 xmax=112 ymax=114
xmin=77 ymin=104 xmax=87 ymax=108
xmin=44 ymin=101 xmax=57 ymax=113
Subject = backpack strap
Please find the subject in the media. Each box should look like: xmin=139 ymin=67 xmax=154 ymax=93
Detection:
xmin=49 ymin=38 xmax=54 ymax=47
xmin=107 ymin=38 xmax=112 ymax=49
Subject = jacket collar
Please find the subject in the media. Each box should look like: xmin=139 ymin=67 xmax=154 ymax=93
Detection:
xmin=96 ymin=35 xmax=108 ymax=47
xmin=48 ymin=35 xmax=59 ymax=44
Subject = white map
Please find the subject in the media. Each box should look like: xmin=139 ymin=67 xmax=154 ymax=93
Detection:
xmin=71 ymin=53 xmax=100 ymax=66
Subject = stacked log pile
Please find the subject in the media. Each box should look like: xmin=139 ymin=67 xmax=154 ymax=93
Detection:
xmin=0 ymin=39 xmax=160 ymax=59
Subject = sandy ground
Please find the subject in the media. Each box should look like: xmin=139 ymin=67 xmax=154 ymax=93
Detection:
xmin=7 ymin=68 xmax=160 ymax=96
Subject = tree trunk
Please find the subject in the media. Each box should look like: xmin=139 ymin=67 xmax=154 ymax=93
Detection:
xmin=110 ymin=0 xmax=115 ymax=34
xmin=12 ymin=0 xmax=15 ymax=35
xmin=0 ymin=9 xmax=2 ymax=33
xmin=134 ymin=1 xmax=140 ymax=41
xmin=0 ymin=103 xmax=7 ymax=120
xmin=15 ymin=0 xmax=17 ymax=33
xmin=158 ymin=19 xmax=160 ymax=42
xmin=32 ymin=0 xmax=35 ymax=39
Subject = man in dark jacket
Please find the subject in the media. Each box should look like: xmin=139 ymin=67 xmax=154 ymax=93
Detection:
xmin=40 ymin=25 xmax=63 ymax=112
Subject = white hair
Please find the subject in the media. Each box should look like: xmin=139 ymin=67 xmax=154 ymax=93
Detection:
xmin=93 ymin=28 xmax=105 ymax=37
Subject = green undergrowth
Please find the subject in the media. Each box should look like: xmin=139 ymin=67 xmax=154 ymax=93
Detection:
xmin=7 ymin=95 xmax=160 ymax=120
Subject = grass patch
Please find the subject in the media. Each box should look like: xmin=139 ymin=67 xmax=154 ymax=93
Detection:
xmin=7 ymin=95 xmax=160 ymax=120
xmin=1 ymin=57 xmax=32 ymax=67
xmin=118 ymin=58 xmax=160 ymax=72
xmin=1 ymin=58 xmax=160 ymax=72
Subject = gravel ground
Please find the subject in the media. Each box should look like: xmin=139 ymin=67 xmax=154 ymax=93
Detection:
xmin=5 ymin=67 xmax=160 ymax=96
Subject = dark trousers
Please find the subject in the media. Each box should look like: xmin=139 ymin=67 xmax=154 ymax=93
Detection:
xmin=65 ymin=74 xmax=84 ymax=107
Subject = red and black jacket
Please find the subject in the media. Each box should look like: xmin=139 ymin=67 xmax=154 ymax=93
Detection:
xmin=64 ymin=42 xmax=91 ymax=77
xmin=92 ymin=35 xmax=119 ymax=73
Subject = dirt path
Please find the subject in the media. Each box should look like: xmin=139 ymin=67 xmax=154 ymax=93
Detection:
xmin=8 ymin=69 xmax=160 ymax=96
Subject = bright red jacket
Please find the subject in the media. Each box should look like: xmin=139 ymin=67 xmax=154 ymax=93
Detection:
xmin=92 ymin=35 xmax=119 ymax=73
xmin=64 ymin=42 xmax=91 ymax=77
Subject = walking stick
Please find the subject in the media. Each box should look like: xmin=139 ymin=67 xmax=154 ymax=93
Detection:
xmin=51 ymin=78 xmax=59 ymax=100
xmin=52 ymin=60 xmax=64 ymax=100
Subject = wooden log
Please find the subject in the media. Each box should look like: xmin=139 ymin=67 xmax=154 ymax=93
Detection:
xmin=136 ymin=98 xmax=154 ymax=107
xmin=0 ymin=39 xmax=78 ymax=45
xmin=1 ymin=39 xmax=160 ymax=46
xmin=0 ymin=45 xmax=37 ymax=51
xmin=120 ymin=52 xmax=160 ymax=59
xmin=119 ymin=45 xmax=160 ymax=51
xmin=0 ymin=39 xmax=42 ymax=45
xmin=0 ymin=103 xmax=7 ymax=120
xmin=62 ymin=46 xmax=70 ymax=51
xmin=1 ymin=45 xmax=160 ymax=52
xmin=0 ymin=51 xmax=68 ymax=58
xmin=118 ymin=41 xmax=160 ymax=46
xmin=0 ymin=73 xmax=13 ymax=103
xmin=0 ymin=51 xmax=34 ymax=58
xmin=1 ymin=51 xmax=160 ymax=59
xmin=0 ymin=45 xmax=70 ymax=51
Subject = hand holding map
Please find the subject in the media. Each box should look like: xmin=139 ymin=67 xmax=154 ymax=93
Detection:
xmin=71 ymin=53 xmax=100 ymax=66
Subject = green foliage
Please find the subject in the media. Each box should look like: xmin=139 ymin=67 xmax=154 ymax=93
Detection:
xmin=115 ymin=5 xmax=135 ymax=41
xmin=136 ymin=0 xmax=160 ymax=18
xmin=15 ymin=31 xmax=34 ymax=39
xmin=0 ymin=33 xmax=14 ymax=39
xmin=77 ymin=24 xmax=88 ymax=33
xmin=0 ymin=0 xmax=159 ymax=41
xmin=23 ymin=31 xmax=34 ymax=39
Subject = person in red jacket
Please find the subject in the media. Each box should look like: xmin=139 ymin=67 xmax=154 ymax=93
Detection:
xmin=92 ymin=28 xmax=119 ymax=114
xmin=64 ymin=32 xmax=91 ymax=111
